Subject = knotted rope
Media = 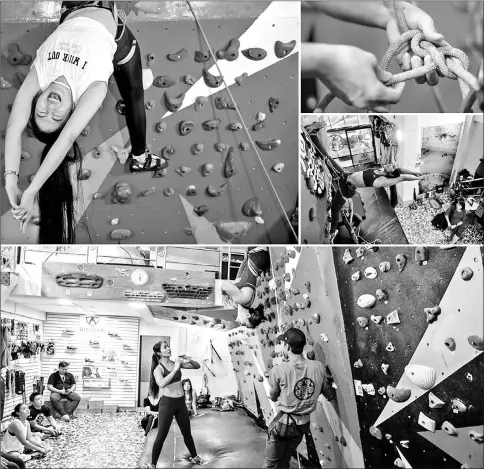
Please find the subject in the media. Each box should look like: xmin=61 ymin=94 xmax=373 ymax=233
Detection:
xmin=317 ymin=0 xmax=477 ymax=112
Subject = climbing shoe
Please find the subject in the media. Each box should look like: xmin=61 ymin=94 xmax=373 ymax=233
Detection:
xmin=130 ymin=152 xmax=168 ymax=173
xmin=189 ymin=455 xmax=206 ymax=465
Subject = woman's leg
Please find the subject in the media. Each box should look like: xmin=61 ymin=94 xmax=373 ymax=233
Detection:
xmin=173 ymin=399 xmax=198 ymax=458
xmin=151 ymin=399 xmax=175 ymax=466
xmin=330 ymin=185 xmax=347 ymax=234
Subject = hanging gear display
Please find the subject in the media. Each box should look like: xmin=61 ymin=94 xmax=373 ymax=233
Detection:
xmin=196 ymin=373 xmax=211 ymax=408
xmin=33 ymin=376 xmax=45 ymax=395
xmin=1 ymin=325 xmax=12 ymax=368
xmin=46 ymin=341 xmax=55 ymax=355
xmin=15 ymin=369 xmax=25 ymax=395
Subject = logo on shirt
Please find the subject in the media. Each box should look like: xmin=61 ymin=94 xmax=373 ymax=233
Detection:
xmin=293 ymin=377 xmax=315 ymax=400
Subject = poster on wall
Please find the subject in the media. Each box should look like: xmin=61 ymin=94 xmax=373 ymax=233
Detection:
xmin=79 ymin=315 xmax=107 ymax=337
xmin=82 ymin=365 xmax=110 ymax=389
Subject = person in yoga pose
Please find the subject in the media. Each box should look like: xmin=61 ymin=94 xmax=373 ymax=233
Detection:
xmin=182 ymin=379 xmax=199 ymax=417
xmin=5 ymin=1 xmax=167 ymax=243
xmin=146 ymin=341 xmax=205 ymax=467
xmin=141 ymin=391 xmax=160 ymax=436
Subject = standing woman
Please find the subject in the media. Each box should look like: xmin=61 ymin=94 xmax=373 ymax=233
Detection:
xmin=181 ymin=379 xmax=198 ymax=417
xmin=5 ymin=1 xmax=167 ymax=243
xmin=147 ymin=341 xmax=205 ymax=467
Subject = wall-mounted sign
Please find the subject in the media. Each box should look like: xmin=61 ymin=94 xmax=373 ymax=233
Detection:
xmin=82 ymin=365 xmax=110 ymax=389
xmin=79 ymin=315 xmax=107 ymax=336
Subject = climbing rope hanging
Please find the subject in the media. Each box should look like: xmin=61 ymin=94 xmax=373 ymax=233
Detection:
xmin=186 ymin=1 xmax=299 ymax=242
xmin=316 ymin=0 xmax=480 ymax=113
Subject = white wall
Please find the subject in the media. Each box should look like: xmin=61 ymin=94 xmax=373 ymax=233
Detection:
xmin=452 ymin=116 xmax=483 ymax=181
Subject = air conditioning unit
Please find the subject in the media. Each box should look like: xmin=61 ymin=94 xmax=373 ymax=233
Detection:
xmin=41 ymin=262 xmax=215 ymax=307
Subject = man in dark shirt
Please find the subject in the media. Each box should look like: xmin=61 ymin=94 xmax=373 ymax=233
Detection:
xmin=47 ymin=361 xmax=81 ymax=421
xmin=28 ymin=392 xmax=62 ymax=438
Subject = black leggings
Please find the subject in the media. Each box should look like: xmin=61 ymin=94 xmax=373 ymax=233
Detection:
xmin=60 ymin=1 xmax=147 ymax=155
xmin=151 ymin=396 xmax=197 ymax=465
xmin=331 ymin=176 xmax=357 ymax=233
xmin=1 ymin=452 xmax=26 ymax=469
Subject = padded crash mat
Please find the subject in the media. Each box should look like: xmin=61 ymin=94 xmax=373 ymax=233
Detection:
xmin=138 ymin=409 xmax=298 ymax=468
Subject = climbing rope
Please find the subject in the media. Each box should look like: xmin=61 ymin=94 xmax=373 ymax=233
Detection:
xmin=316 ymin=0 xmax=479 ymax=112
xmin=186 ymin=1 xmax=299 ymax=242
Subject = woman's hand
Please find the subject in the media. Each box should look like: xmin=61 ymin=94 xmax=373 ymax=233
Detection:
xmin=386 ymin=2 xmax=444 ymax=86
xmin=5 ymin=176 xmax=23 ymax=210
xmin=173 ymin=357 xmax=182 ymax=371
xmin=12 ymin=187 xmax=36 ymax=232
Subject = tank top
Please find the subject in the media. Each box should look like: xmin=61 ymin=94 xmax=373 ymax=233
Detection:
xmin=159 ymin=363 xmax=182 ymax=383
xmin=31 ymin=16 xmax=116 ymax=104
xmin=2 ymin=419 xmax=28 ymax=453
xmin=185 ymin=391 xmax=194 ymax=410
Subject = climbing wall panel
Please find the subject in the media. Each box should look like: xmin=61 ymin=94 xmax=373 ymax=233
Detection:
xmin=333 ymin=245 xmax=484 ymax=469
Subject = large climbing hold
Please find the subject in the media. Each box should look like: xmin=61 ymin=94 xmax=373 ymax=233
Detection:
xmin=376 ymin=289 xmax=388 ymax=302
xmin=468 ymin=335 xmax=484 ymax=351
xmin=194 ymin=50 xmax=211 ymax=63
xmin=164 ymin=91 xmax=185 ymax=112
xmin=268 ymin=97 xmax=280 ymax=113
xmin=461 ymin=267 xmax=474 ymax=281
xmin=386 ymin=386 xmax=411 ymax=403
xmin=274 ymin=39 xmax=297 ymax=58
xmin=255 ymin=139 xmax=281 ymax=151
xmin=364 ymin=267 xmax=377 ymax=279
xmin=167 ymin=48 xmax=187 ymax=61
xmin=110 ymin=229 xmax=132 ymax=241
xmin=214 ymin=143 xmax=227 ymax=152
xmin=202 ymin=119 xmax=222 ymax=131
xmin=206 ymin=182 xmax=228 ymax=197
xmin=215 ymin=97 xmax=237 ymax=110
xmin=418 ymin=412 xmax=436 ymax=432
xmin=202 ymin=69 xmax=223 ymax=88
xmin=357 ymin=294 xmax=376 ymax=309
xmin=191 ymin=143 xmax=204 ymax=155
xmin=194 ymin=96 xmax=208 ymax=111
xmin=442 ymin=421 xmax=458 ymax=436
xmin=223 ymin=147 xmax=237 ymax=178
xmin=356 ymin=316 xmax=369 ymax=328
xmin=369 ymin=426 xmax=383 ymax=440
xmin=415 ymin=246 xmax=429 ymax=265
xmin=214 ymin=221 xmax=252 ymax=242
xmin=186 ymin=185 xmax=197 ymax=196
xmin=111 ymin=182 xmax=132 ymax=204
xmin=201 ymin=163 xmax=214 ymax=177
xmin=428 ymin=392 xmax=445 ymax=409
xmin=404 ymin=364 xmax=436 ymax=390
xmin=7 ymin=43 xmax=32 ymax=66
xmin=153 ymin=75 xmax=176 ymax=88
xmin=156 ymin=122 xmax=166 ymax=133
xmin=216 ymin=38 xmax=240 ymax=61
xmin=242 ymin=48 xmax=267 ymax=61
xmin=424 ymin=306 xmax=441 ymax=324
xmin=242 ymin=197 xmax=263 ymax=217
xmin=379 ymin=261 xmax=391 ymax=273
xmin=343 ymin=249 xmax=354 ymax=264
xmin=386 ymin=310 xmax=400 ymax=325
xmin=178 ymin=121 xmax=195 ymax=136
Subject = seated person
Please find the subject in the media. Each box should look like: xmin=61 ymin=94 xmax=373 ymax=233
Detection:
xmin=27 ymin=392 xmax=62 ymax=439
xmin=141 ymin=391 xmax=160 ymax=436
xmin=182 ymin=379 xmax=198 ymax=417
xmin=445 ymin=198 xmax=467 ymax=243
xmin=47 ymin=361 xmax=81 ymax=421
xmin=2 ymin=404 xmax=47 ymax=461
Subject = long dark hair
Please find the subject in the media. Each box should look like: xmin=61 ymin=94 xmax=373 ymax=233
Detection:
xmin=148 ymin=341 xmax=166 ymax=398
xmin=182 ymin=378 xmax=193 ymax=395
xmin=247 ymin=304 xmax=265 ymax=328
xmin=11 ymin=402 xmax=27 ymax=418
xmin=28 ymin=92 xmax=81 ymax=243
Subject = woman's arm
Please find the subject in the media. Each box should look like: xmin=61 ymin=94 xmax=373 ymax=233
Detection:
xmin=400 ymin=168 xmax=421 ymax=176
xmin=12 ymin=421 xmax=44 ymax=452
xmin=181 ymin=359 xmax=201 ymax=370
xmin=144 ymin=405 xmax=157 ymax=416
xmin=220 ymin=281 xmax=252 ymax=305
xmin=153 ymin=361 xmax=181 ymax=389
xmin=192 ymin=391 xmax=198 ymax=415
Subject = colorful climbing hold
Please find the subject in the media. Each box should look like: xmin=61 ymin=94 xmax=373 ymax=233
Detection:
xmin=161 ymin=145 xmax=175 ymax=160
xmin=78 ymin=169 xmax=92 ymax=181
xmin=386 ymin=342 xmax=395 ymax=352
xmin=20 ymin=150 xmax=32 ymax=161
xmin=252 ymin=122 xmax=264 ymax=131
xmin=110 ymin=229 xmax=132 ymax=240
xmin=183 ymin=74 xmax=197 ymax=85
xmin=424 ymin=306 xmax=441 ymax=324
xmin=351 ymin=271 xmax=361 ymax=281
xmin=176 ymin=166 xmax=191 ymax=176
xmin=194 ymin=96 xmax=208 ymax=111
xmin=214 ymin=221 xmax=253 ymax=242
xmin=179 ymin=121 xmax=194 ymax=136
xmin=242 ymin=197 xmax=263 ymax=217
xmin=186 ymin=185 xmax=197 ymax=196
xmin=376 ymin=289 xmax=388 ymax=302
xmin=461 ymin=267 xmax=474 ymax=281
xmin=354 ymin=359 xmax=363 ymax=368
xmin=272 ymin=163 xmax=284 ymax=173
xmin=404 ymin=364 xmax=436 ymax=390
xmin=147 ymin=52 xmax=155 ymax=67
xmin=387 ymin=386 xmax=411 ymax=403
xmin=381 ymin=363 xmax=390 ymax=375
xmin=386 ymin=310 xmax=400 ymax=325
xmin=81 ymin=125 xmax=91 ymax=136
xmin=268 ymin=97 xmax=279 ymax=113
xmin=255 ymin=139 xmax=282 ymax=151
xmin=451 ymin=398 xmax=467 ymax=413
xmin=1 ymin=77 xmax=12 ymax=89
xmin=145 ymin=100 xmax=155 ymax=110
xmin=274 ymin=39 xmax=297 ymax=58
xmin=357 ymin=295 xmax=376 ymax=309
xmin=369 ymin=426 xmax=383 ymax=440
xmin=364 ymin=267 xmax=377 ymax=279
xmin=379 ymin=261 xmax=391 ymax=273
xmin=256 ymin=112 xmax=266 ymax=122
xmin=228 ymin=122 xmax=243 ymax=131
xmin=469 ymin=430 xmax=483 ymax=443
xmin=194 ymin=205 xmax=209 ymax=216
xmin=163 ymin=188 xmax=175 ymax=197
xmin=140 ymin=187 xmax=156 ymax=197
xmin=202 ymin=69 xmax=223 ymax=88
xmin=167 ymin=48 xmax=187 ymax=61
xmin=343 ymin=249 xmax=354 ymax=264
xmin=153 ymin=168 xmax=167 ymax=178
xmin=111 ymin=181 xmax=132 ymax=204
xmin=356 ymin=316 xmax=369 ymax=328
xmin=201 ymin=163 xmax=214 ymax=178
xmin=7 ymin=43 xmax=32 ymax=66
xmin=116 ymin=100 xmax=126 ymax=115
xmin=242 ymin=48 xmax=267 ymax=61
xmin=234 ymin=72 xmax=249 ymax=86
xmin=444 ymin=337 xmax=456 ymax=352
xmin=217 ymin=38 xmax=241 ymax=61
xmin=395 ymin=254 xmax=407 ymax=272
xmin=164 ymin=91 xmax=185 ymax=112
xmin=223 ymin=147 xmax=237 ymax=178
xmin=191 ymin=143 xmax=204 ymax=155
xmin=467 ymin=335 xmax=484 ymax=351
xmin=153 ymin=75 xmax=176 ymax=88
xmin=312 ymin=313 xmax=320 ymax=324
xmin=194 ymin=50 xmax=211 ymax=62
xmin=371 ymin=315 xmax=383 ymax=324
xmin=415 ymin=246 xmax=429 ymax=265
xmin=215 ymin=97 xmax=237 ymax=110
xmin=202 ymin=119 xmax=222 ymax=131
xmin=428 ymin=392 xmax=445 ymax=409
xmin=442 ymin=421 xmax=458 ymax=436
xmin=156 ymin=122 xmax=166 ymax=133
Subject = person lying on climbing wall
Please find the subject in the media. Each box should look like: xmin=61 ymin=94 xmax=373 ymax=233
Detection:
xmin=144 ymin=341 xmax=205 ymax=467
xmin=301 ymin=1 xmax=445 ymax=111
xmin=220 ymin=246 xmax=271 ymax=327
xmin=27 ymin=392 xmax=62 ymax=440
xmin=5 ymin=1 xmax=168 ymax=244
xmin=264 ymin=328 xmax=336 ymax=469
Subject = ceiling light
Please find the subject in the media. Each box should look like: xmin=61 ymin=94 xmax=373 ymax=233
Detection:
xmin=57 ymin=299 xmax=73 ymax=306
xmin=128 ymin=302 xmax=146 ymax=309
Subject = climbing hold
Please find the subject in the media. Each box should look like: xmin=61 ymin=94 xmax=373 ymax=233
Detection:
xmin=202 ymin=119 xmax=222 ymax=131
xmin=7 ymin=43 xmax=32 ymax=66
xmin=194 ymin=50 xmax=211 ymax=62
xmin=442 ymin=421 xmax=458 ymax=436
xmin=242 ymin=48 xmax=267 ymax=61
xmin=145 ymin=100 xmax=155 ymax=110
xmin=176 ymin=166 xmax=191 ymax=177
xmin=110 ymin=229 xmax=132 ymax=241
xmin=469 ymin=431 xmax=483 ymax=443
xmin=415 ymin=246 xmax=429 ymax=265
xmin=404 ymin=364 xmax=436 ymax=390
xmin=111 ymin=145 xmax=130 ymax=165
xmin=256 ymin=112 xmax=266 ymax=122
xmin=116 ymin=100 xmax=126 ymax=115
xmin=467 ymin=335 xmax=484 ymax=351
xmin=307 ymin=349 xmax=315 ymax=360
xmin=451 ymin=398 xmax=467 ymax=414
xmin=371 ymin=315 xmax=383 ymax=324
xmin=386 ymin=342 xmax=395 ymax=352
xmin=309 ymin=208 xmax=317 ymax=222
xmin=214 ymin=143 xmax=227 ymax=153
xmin=161 ymin=145 xmax=175 ymax=160
xmin=1 ymin=77 xmax=12 ymax=89
xmin=215 ymin=97 xmax=237 ymax=110
xmin=20 ymin=150 xmax=32 ymax=161
xmin=379 ymin=261 xmax=391 ymax=273
xmin=147 ymin=52 xmax=155 ymax=67
xmin=93 ymin=192 xmax=104 ymax=200
xmin=274 ymin=39 xmax=297 ymax=58
xmin=357 ymin=295 xmax=376 ymax=309
xmin=387 ymin=386 xmax=411 ymax=403
xmin=364 ymin=267 xmax=378 ymax=279
xmin=354 ymin=359 xmax=363 ymax=368
xmin=376 ymin=289 xmax=388 ymax=302
xmin=234 ymin=72 xmax=249 ymax=86
xmin=186 ymin=185 xmax=197 ymax=196
xmin=216 ymin=38 xmax=240 ymax=61
xmin=167 ymin=48 xmax=187 ymax=61
xmin=320 ymin=333 xmax=329 ymax=342
xmin=111 ymin=218 xmax=119 ymax=226
xmin=153 ymin=75 xmax=176 ymax=88
xmin=153 ymin=168 xmax=167 ymax=178
xmin=394 ymin=458 xmax=405 ymax=468
xmin=252 ymin=122 xmax=264 ymax=131
xmin=164 ymin=91 xmax=185 ymax=112
xmin=369 ymin=426 xmax=382 ymax=440
xmin=202 ymin=69 xmax=223 ymax=88
xmin=141 ymin=187 xmax=156 ymax=197
xmin=183 ymin=74 xmax=197 ymax=85
xmin=272 ymin=163 xmax=284 ymax=173
xmin=214 ymin=221 xmax=253 ymax=242
xmin=340 ymin=436 xmax=347 ymax=447
xmin=163 ymin=188 xmax=175 ymax=197
xmin=194 ymin=96 xmax=208 ymax=111
xmin=201 ymin=163 xmax=214 ymax=178
xmin=395 ymin=254 xmax=407 ymax=272
xmin=223 ymin=147 xmax=237 ymax=178
xmin=156 ymin=122 xmax=166 ymax=133
xmin=386 ymin=310 xmax=400 ymax=325
xmin=444 ymin=337 xmax=456 ymax=352
xmin=78 ymin=169 xmax=92 ymax=181
xmin=242 ymin=197 xmax=263 ymax=217
xmin=238 ymin=142 xmax=249 ymax=151
xmin=194 ymin=205 xmax=209 ymax=216
xmin=424 ymin=306 xmax=441 ymax=324
xmin=254 ymin=216 xmax=264 ymax=225
xmin=356 ymin=316 xmax=369 ymax=328
xmin=178 ymin=121 xmax=194 ymax=136
xmin=191 ymin=143 xmax=204 ymax=155
xmin=111 ymin=181 xmax=132 ymax=204
xmin=428 ymin=392 xmax=445 ymax=409
xmin=400 ymin=441 xmax=410 ymax=449
xmin=343 ymin=249 xmax=354 ymax=264
xmin=312 ymin=313 xmax=320 ymax=324
xmin=268 ymin=97 xmax=279 ymax=113
xmin=228 ymin=122 xmax=243 ymax=131
xmin=81 ymin=125 xmax=91 ymax=136
xmin=381 ymin=363 xmax=390 ymax=375
xmin=461 ymin=267 xmax=474 ymax=281
xmin=255 ymin=139 xmax=281 ymax=151
xmin=351 ymin=271 xmax=361 ymax=282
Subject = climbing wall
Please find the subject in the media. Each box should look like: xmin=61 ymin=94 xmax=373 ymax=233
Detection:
xmin=333 ymin=245 xmax=484 ymax=469
xmin=0 ymin=2 xmax=299 ymax=244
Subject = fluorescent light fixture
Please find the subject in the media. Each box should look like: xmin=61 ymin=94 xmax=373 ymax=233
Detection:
xmin=128 ymin=302 xmax=146 ymax=310
xmin=57 ymin=299 xmax=73 ymax=306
